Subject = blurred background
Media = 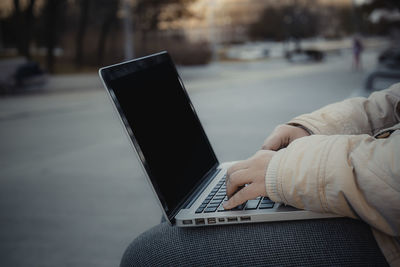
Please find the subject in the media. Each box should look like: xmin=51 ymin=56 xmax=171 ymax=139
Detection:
xmin=0 ymin=0 xmax=399 ymax=266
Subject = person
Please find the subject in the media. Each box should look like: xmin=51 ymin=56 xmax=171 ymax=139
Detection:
xmin=121 ymin=84 xmax=399 ymax=266
xmin=352 ymin=36 xmax=363 ymax=70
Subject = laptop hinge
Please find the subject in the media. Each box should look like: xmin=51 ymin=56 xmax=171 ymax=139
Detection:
xmin=184 ymin=167 xmax=221 ymax=209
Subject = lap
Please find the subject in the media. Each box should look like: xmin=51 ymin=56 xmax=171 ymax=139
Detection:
xmin=120 ymin=218 xmax=388 ymax=266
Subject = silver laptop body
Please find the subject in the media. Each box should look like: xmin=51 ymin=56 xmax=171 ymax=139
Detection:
xmin=99 ymin=51 xmax=339 ymax=227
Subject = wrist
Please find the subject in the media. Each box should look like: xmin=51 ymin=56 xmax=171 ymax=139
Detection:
xmin=265 ymin=150 xmax=285 ymax=203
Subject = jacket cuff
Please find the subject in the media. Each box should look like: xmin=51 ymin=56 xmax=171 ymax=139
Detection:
xmin=265 ymin=149 xmax=286 ymax=203
xmin=288 ymin=118 xmax=323 ymax=135
xmin=286 ymin=122 xmax=314 ymax=135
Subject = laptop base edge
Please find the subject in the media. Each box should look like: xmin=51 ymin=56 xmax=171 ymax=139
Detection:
xmin=175 ymin=209 xmax=342 ymax=227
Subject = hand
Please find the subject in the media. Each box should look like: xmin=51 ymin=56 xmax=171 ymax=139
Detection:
xmin=261 ymin=124 xmax=310 ymax=151
xmin=223 ymin=150 xmax=276 ymax=209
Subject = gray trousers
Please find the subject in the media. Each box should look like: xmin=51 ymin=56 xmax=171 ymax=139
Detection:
xmin=120 ymin=218 xmax=388 ymax=266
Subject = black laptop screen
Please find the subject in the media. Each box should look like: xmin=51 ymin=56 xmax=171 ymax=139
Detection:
xmin=104 ymin=53 xmax=218 ymax=220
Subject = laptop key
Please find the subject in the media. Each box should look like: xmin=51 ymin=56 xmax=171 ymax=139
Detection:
xmin=259 ymin=203 xmax=274 ymax=209
xmin=217 ymin=205 xmax=229 ymax=212
xmin=202 ymin=201 xmax=211 ymax=206
xmin=204 ymin=206 xmax=218 ymax=213
xmin=196 ymin=207 xmax=205 ymax=213
xmin=261 ymin=197 xmax=274 ymax=204
xmin=245 ymin=199 xmax=260 ymax=210
xmin=232 ymin=203 xmax=246 ymax=210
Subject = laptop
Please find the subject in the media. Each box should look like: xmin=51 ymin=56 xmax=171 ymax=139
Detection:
xmin=99 ymin=51 xmax=339 ymax=227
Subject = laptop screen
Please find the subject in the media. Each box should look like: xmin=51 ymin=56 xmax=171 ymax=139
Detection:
xmin=101 ymin=52 xmax=218 ymax=220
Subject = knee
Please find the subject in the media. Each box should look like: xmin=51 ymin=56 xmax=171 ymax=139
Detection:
xmin=120 ymin=222 xmax=176 ymax=267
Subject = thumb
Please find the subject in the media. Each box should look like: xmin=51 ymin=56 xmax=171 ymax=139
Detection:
xmin=261 ymin=135 xmax=282 ymax=151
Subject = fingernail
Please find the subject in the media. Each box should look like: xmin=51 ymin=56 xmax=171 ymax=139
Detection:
xmin=223 ymin=201 xmax=229 ymax=209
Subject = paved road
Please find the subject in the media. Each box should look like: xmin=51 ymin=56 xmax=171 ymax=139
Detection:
xmin=0 ymin=49 xmax=385 ymax=266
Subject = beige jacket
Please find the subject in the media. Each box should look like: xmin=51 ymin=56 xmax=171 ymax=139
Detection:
xmin=265 ymin=83 xmax=400 ymax=266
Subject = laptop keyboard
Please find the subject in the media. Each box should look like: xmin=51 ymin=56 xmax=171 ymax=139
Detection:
xmin=195 ymin=175 xmax=275 ymax=213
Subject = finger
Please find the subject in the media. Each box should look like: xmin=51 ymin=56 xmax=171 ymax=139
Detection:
xmin=226 ymin=169 xmax=253 ymax=198
xmin=261 ymin=134 xmax=282 ymax=151
xmin=223 ymin=185 xmax=257 ymax=210
xmin=226 ymin=160 xmax=250 ymax=177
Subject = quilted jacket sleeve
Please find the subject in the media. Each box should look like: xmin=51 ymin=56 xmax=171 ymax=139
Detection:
xmin=266 ymin=132 xmax=400 ymax=236
xmin=265 ymin=84 xmax=400 ymax=236
xmin=288 ymin=84 xmax=400 ymax=136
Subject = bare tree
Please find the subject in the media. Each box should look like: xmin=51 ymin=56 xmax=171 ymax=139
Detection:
xmin=12 ymin=0 xmax=36 ymax=59
xmin=133 ymin=0 xmax=196 ymax=53
xmin=360 ymin=0 xmax=400 ymax=35
xmin=43 ymin=0 xmax=67 ymax=73
xmin=96 ymin=0 xmax=196 ymax=64
xmin=361 ymin=0 xmax=400 ymax=13
xmin=96 ymin=0 xmax=120 ymax=65
xmin=24 ymin=0 xmax=36 ymax=59
xmin=12 ymin=0 xmax=22 ymax=55
xmin=75 ymin=0 xmax=91 ymax=69
xmin=249 ymin=4 xmax=318 ymax=43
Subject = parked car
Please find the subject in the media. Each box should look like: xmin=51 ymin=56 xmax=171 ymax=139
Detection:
xmin=365 ymin=48 xmax=400 ymax=91
xmin=0 ymin=58 xmax=47 ymax=94
xmin=285 ymin=48 xmax=324 ymax=63
xmin=378 ymin=47 xmax=400 ymax=69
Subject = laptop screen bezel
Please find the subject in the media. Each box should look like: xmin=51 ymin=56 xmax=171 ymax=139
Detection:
xmin=99 ymin=51 xmax=220 ymax=222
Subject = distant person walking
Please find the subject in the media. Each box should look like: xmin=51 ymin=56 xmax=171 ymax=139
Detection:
xmin=352 ymin=36 xmax=363 ymax=70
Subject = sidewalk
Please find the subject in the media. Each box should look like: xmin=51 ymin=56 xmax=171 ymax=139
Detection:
xmin=43 ymin=73 xmax=103 ymax=93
